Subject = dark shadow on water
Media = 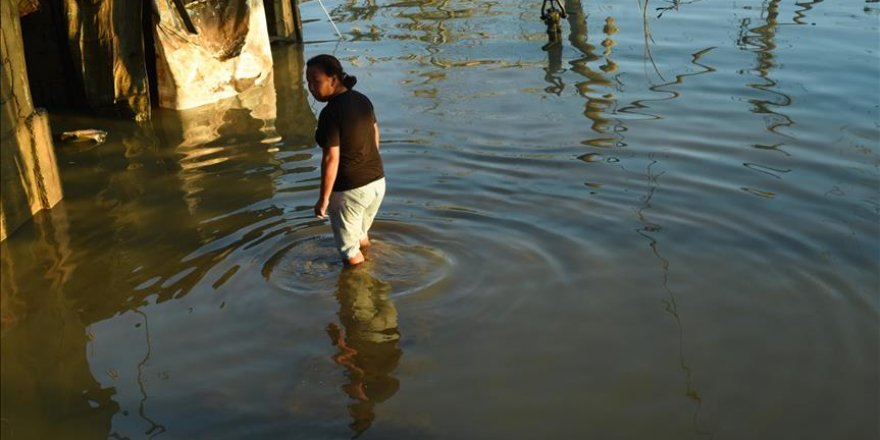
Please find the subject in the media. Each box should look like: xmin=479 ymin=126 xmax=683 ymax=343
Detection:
xmin=327 ymin=266 xmax=402 ymax=438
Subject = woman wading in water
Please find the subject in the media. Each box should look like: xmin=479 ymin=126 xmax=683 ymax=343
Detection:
xmin=307 ymin=54 xmax=386 ymax=266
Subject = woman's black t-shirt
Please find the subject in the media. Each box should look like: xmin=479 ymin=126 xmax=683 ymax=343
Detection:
xmin=315 ymin=90 xmax=384 ymax=192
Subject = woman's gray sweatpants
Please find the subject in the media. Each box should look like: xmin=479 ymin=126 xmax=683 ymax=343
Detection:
xmin=328 ymin=178 xmax=386 ymax=259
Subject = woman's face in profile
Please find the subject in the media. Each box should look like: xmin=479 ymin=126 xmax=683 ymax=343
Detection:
xmin=306 ymin=67 xmax=337 ymax=102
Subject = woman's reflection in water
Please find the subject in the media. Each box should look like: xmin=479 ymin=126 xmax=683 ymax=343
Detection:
xmin=326 ymin=267 xmax=402 ymax=437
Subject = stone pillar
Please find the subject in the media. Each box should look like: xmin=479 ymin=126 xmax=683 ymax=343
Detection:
xmin=63 ymin=0 xmax=151 ymax=119
xmin=152 ymin=0 xmax=275 ymax=110
xmin=1 ymin=0 xmax=63 ymax=241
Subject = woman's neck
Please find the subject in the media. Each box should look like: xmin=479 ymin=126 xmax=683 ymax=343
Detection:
xmin=330 ymin=85 xmax=349 ymax=99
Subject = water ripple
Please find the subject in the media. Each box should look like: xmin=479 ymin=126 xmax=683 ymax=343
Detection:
xmin=260 ymin=222 xmax=452 ymax=299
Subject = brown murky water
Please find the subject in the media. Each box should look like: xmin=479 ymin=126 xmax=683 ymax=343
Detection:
xmin=2 ymin=1 xmax=878 ymax=439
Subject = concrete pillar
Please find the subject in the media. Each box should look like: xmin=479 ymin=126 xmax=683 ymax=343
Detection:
xmin=63 ymin=0 xmax=151 ymax=119
xmin=152 ymin=0 xmax=275 ymax=110
xmin=1 ymin=0 xmax=63 ymax=241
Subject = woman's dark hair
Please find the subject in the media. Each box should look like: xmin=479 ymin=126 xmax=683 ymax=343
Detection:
xmin=306 ymin=54 xmax=358 ymax=89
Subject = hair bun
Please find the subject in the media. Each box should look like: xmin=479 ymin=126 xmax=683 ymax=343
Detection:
xmin=342 ymin=73 xmax=358 ymax=89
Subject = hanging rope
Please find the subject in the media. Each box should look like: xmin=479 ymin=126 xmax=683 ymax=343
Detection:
xmin=316 ymin=0 xmax=345 ymax=40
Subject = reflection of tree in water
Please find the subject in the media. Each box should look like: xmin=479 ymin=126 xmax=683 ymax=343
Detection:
xmin=613 ymin=0 xmax=716 ymax=128
xmin=327 ymin=268 xmax=402 ymax=437
xmin=600 ymin=17 xmax=619 ymax=74
xmin=617 ymin=46 xmax=717 ymax=121
xmin=130 ymin=310 xmax=166 ymax=439
xmin=604 ymin=2 xmax=716 ymax=434
xmin=544 ymin=43 xmax=565 ymax=95
xmin=633 ymin=158 xmax=712 ymax=438
xmin=654 ymin=0 xmax=703 ymax=18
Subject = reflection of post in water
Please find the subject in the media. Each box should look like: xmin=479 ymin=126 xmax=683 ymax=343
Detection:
xmin=123 ymin=81 xmax=286 ymax=303
xmin=564 ymin=0 xmax=597 ymax=62
xmin=157 ymin=75 xmax=280 ymax=219
xmin=326 ymin=268 xmax=402 ymax=437
xmin=793 ymin=0 xmax=824 ymax=25
xmin=272 ymin=44 xmax=318 ymax=148
xmin=393 ymin=0 xmax=454 ymax=46
xmin=564 ymin=0 xmax=623 ymax=148
xmin=634 ymin=157 xmax=711 ymax=437
xmin=600 ymin=18 xmax=618 ymax=73
xmin=0 ymin=208 xmax=117 ymax=440
xmin=102 ymin=46 xmax=315 ymax=305
xmin=739 ymin=0 xmax=794 ymax=137
xmin=0 ymin=206 xmax=73 ymax=330
xmin=340 ymin=0 xmax=380 ymax=22
xmin=544 ymin=42 xmax=565 ymax=95
xmin=81 ymin=121 xmax=222 ymax=306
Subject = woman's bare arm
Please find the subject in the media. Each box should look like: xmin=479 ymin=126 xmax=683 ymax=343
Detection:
xmin=316 ymin=146 xmax=340 ymax=218
xmin=374 ymin=123 xmax=380 ymax=151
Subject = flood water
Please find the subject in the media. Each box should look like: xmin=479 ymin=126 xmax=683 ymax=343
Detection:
xmin=2 ymin=0 xmax=878 ymax=439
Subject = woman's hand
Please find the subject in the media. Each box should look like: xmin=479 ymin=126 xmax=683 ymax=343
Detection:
xmin=315 ymin=198 xmax=329 ymax=219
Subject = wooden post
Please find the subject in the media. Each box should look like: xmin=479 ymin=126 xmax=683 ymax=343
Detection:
xmin=264 ymin=0 xmax=303 ymax=43
xmin=291 ymin=0 xmax=303 ymax=42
